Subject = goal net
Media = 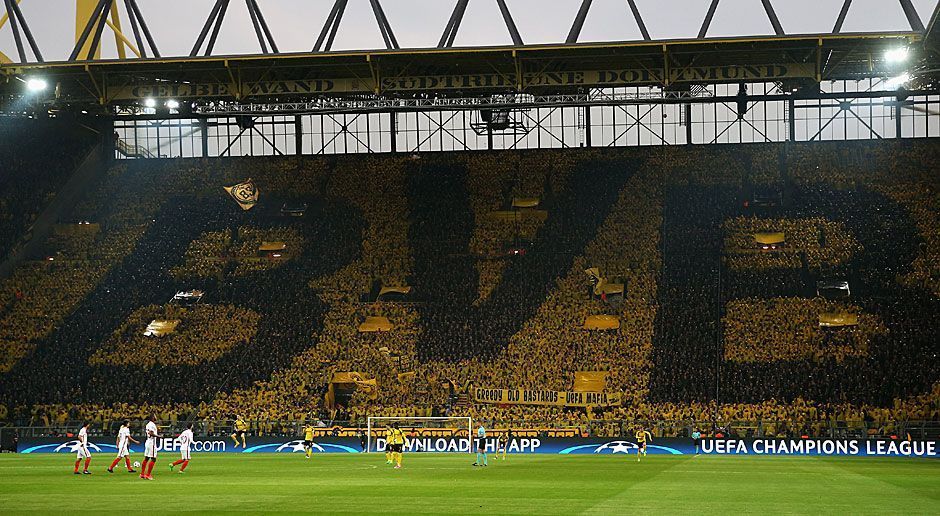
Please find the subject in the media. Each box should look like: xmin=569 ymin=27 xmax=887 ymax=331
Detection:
xmin=366 ymin=416 xmax=473 ymax=453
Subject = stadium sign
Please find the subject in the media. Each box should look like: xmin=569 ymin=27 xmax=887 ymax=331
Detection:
xmin=700 ymin=438 xmax=938 ymax=457
xmin=108 ymin=64 xmax=815 ymax=101
xmin=17 ymin=437 xmax=937 ymax=457
xmin=474 ymin=387 xmax=622 ymax=407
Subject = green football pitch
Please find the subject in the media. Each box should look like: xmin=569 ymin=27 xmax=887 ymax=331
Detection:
xmin=0 ymin=453 xmax=937 ymax=514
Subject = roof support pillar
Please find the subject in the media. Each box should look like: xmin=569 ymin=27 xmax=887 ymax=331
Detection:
xmin=760 ymin=0 xmax=784 ymax=35
xmin=4 ymin=0 xmax=42 ymax=62
xmin=566 ymin=0 xmax=592 ymax=43
xmin=626 ymin=0 xmax=651 ymax=40
xmin=898 ymin=0 xmax=925 ymax=32
xmin=313 ymin=0 xmax=348 ymax=52
xmin=698 ymin=0 xmax=719 ymax=38
xmin=832 ymin=0 xmax=852 ymax=33
xmin=495 ymin=0 xmax=523 ymax=45
xmin=438 ymin=0 xmax=468 ymax=47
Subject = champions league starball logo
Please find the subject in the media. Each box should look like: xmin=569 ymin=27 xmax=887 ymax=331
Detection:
xmin=558 ymin=440 xmax=683 ymax=455
xmin=54 ymin=440 xmax=103 ymax=453
xmin=241 ymin=440 xmax=358 ymax=454
xmin=593 ymin=441 xmax=639 ymax=454
xmin=20 ymin=440 xmax=118 ymax=454
xmin=275 ymin=440 xmax=325 ymax=453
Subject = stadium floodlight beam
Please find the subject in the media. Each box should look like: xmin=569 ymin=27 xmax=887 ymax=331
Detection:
xmin=885 ymin=47 xmax=909 ymax=63
xmin=26 ymin=78 xmax=48 ymax=92
xmin=166 ymin=99 xmax=180 ymax=109
xmin=885 ymin=72 xmax=912 ymax=90
xmin=143 ymin=98 xmax=157 ymax=108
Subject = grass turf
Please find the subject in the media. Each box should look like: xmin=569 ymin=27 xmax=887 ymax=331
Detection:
xmin=0 ymin=453 xmax=937 ymax=514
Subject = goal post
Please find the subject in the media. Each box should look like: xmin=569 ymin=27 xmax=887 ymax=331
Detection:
xmin=366 ymin=416 xmax=473 ymax=453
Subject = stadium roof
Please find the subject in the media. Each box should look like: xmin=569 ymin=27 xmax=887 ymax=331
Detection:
xmin=0 ymin=32 xmax=930 ymax=109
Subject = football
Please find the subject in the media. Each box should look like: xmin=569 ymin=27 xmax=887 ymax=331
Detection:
xmin=133 ymin=461 xmax=141 ymax=468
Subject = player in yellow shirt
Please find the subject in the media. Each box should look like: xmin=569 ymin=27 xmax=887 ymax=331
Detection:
xmin=230 ymin=416 xmax=249 ymax=449
xmin=386 ymin=422 xmax=408 ymax=469
xmin=635 ymin=428 xmax=652 ymax=462
xmin=302 ymin=424 xmax=315 ymax=459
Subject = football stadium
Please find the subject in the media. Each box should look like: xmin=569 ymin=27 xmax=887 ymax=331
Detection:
xmin=0 ymin=0 xmax=939 ymax=513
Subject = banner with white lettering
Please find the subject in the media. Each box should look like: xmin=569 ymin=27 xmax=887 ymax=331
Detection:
xmin=16 ymin=436 xmax=938 ymax=457
xmin=474 ymin=387 xmax=622 ymax=407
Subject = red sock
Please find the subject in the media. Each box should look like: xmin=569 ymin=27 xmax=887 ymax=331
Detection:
xmin=74 ymin=459 xmax=81 ymax=473
xmin=146 ymin=460 xmax=156 ymax=476
xmin=110 ymin=457 xmax=121 ymax=470
xmin=180 ymin=460 xmax=189 ymax=471
xmin=172 ymin=459 xmax=184 ymax=466
xmin=83 ymin=458 xmax=91 ymax=472
xmin=125 ymin=457 xmax=132 ymax=470
xmin=139 ymin=459 xmax=149 ymax=477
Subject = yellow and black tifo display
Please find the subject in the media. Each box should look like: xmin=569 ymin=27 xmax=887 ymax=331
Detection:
xmin=1 ymin=136 xmax=938 ymax=435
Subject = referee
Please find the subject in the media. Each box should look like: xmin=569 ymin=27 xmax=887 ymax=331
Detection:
xmin=473 ymin=422 xmax=488 ymax=467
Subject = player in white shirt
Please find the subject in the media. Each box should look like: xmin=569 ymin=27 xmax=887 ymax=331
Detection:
xmin=108 ymin=419 xmax=140 ymax=473
xmin=140 ymin=415 xmax=161 ymax=480
xmin=73 ymin=422 xmax=92 ymax=475
xmin=170 ymin=423 xmax=194 ymax=473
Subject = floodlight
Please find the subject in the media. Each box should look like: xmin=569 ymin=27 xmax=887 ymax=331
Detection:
xmin=26 ymin=78 xmax=48 ymax=92
xmin=885 ymin=47 xmax=909 ymax=64
xmin=143 ymin=98 xmax=157 ymax=108
xmin=166 ymin=99 xmax=180 ymax=109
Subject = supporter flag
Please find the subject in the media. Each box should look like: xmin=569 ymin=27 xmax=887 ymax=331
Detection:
xmin=585 ymin=268 xmax=624 ymax=296
xmin=583 ymin=315 xmax=620 ymax=330
xmin=353 ymin=377 xmax=378 ymax=399
xmin=223 ymin=178 xmax=260 ymax=211
xmin=818 ymin=312 xmax=858 ymax=327
xmin=143 ymin=319 xmax=179 ymax=337
xmin=511 ymin=197 xmax=540 ymax=208
xmin=585 ymin=268 xmax=602 ymax=287
xmin=573 ymin=371 xmax=608 ymax=392
xmin=358 ymin=316 xmax=394 ymax=332
xmin=327 ymin=372 xmax=378 ymax=408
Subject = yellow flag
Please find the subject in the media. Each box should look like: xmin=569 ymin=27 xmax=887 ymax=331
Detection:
xmin=355 ymin=378 xmax=378 ymax=399
xmin=223 ymin=178 xmax=260 ymax=211
xmin=573 ymin=371 xmax=608 ymax=392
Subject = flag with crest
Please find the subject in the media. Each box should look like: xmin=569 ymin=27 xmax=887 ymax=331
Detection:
xmin=223 ymin=178 xmax=260 ymax=210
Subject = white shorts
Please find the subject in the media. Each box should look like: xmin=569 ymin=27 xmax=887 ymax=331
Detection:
xmin=144 ymin=439 xmax=158 ymax=458
xmin=116 ymin=444 xmax=130 ymax=458
xmin=180 ymin=449 xmax=191 ymax=460
xmin=76 ymin=447 xmax=91 ymax=459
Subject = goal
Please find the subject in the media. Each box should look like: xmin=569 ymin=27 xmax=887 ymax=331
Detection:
xmin=366 ymin=416 xmax=473 ymax=453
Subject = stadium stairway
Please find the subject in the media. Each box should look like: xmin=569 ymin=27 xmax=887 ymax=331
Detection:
xmin=115 ymin=138 xmax=156 ymax=159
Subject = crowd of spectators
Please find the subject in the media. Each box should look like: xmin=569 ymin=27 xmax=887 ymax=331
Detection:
xmin=0 ymin=137 xmax=937 ymax=432
xmin=210 ymin=156 xmax=415 ymax=420
xmin=89 ymin=303 xmax=261 ymax=368
xmin=171 ymin=226 xmax=304 ymax=279
xmin=0 ymin=226 xmax=143 ymax=372
xmin=2 ymin=154 xmax=361 ymax=418
xmin=0 ymin=118 xmax=96 ymax=259
xmin=722 ymin=297 xmax=886 ymax=363
xmin=723 ymin=216 xmax=858 ymax=270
